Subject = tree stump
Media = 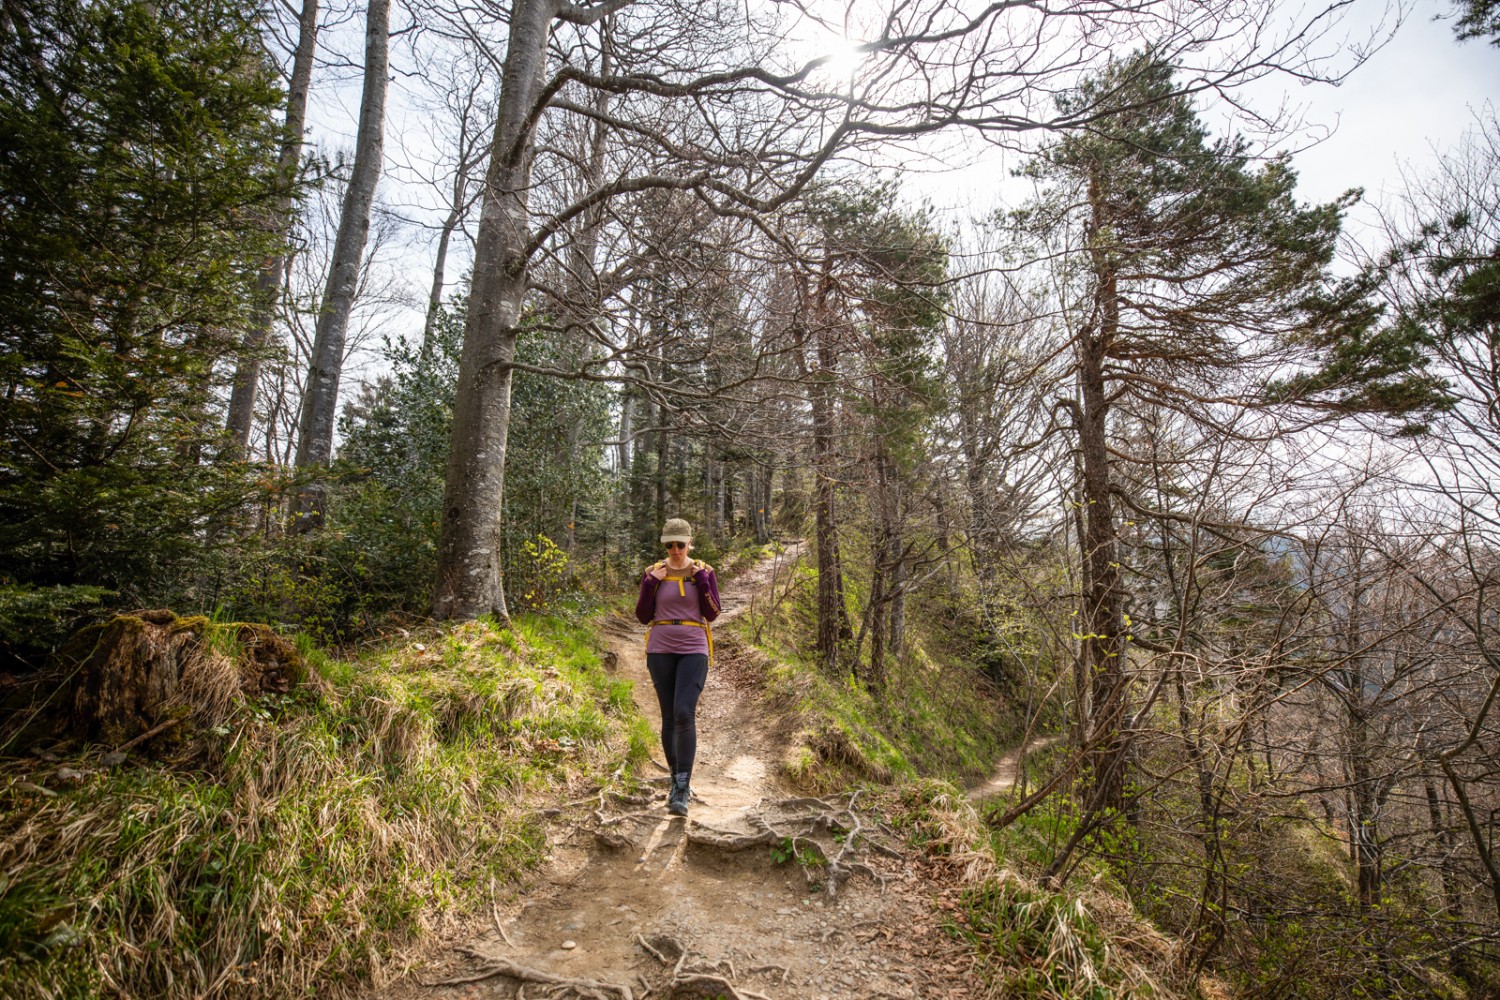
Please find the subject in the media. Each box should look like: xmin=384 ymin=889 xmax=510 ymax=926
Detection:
xmin=61 ymin=610 xmax=315 ymax=746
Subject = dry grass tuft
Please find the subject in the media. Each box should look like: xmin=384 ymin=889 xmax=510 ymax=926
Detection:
xmin=886 ymin=779 xmax=1199 ymax=1000
xmin=0 ymin=614 xmax=644 ymax=1000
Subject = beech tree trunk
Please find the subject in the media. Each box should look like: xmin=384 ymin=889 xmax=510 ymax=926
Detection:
xmin=224 ymin=0 xmax=319 ymax=454
xmin=432 ymin=0 xmax=556 ymax=620
xmin=293 ymin=0 xmax=389 ymax=527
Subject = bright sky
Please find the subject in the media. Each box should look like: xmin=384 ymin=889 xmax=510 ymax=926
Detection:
xmin=905 ymin=1 xmax=1498 ymax=238
xmin=301 ymin=0 xmax=1499 ymax=354
xmin=1248 ymin=2 xmax=1496 ymax=226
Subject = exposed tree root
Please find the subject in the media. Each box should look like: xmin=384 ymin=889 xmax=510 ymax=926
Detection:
xmin=680 ymin=793 xmax=896 ymax=896
xmin=429 ymin=948 xmax=636 ymax=999
xmin=634 ymin=934 xmax=775 ymax=1000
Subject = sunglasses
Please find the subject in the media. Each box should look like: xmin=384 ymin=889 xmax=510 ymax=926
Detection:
xmin=665 ymin=541 xmax=688 ymax=549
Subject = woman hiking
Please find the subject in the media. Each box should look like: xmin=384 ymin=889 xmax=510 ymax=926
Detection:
xmin=635 ymin=518 xmax=721 ymax=816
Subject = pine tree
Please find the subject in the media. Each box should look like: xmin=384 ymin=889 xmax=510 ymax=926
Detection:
xmin=1013 ymin=52 xmax=1355 ymax=826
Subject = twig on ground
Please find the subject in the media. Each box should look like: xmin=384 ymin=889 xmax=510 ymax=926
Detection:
xmin=672 ymin=973 xmax=774 ymax=1000
xmin=634 ymin=933 xmax=670 ymax=964
xmin=113 ymin=717 xmax=183 ymax=753
xmin=492 ymin=906 xmax=515 ymax=948
xmin=750 ymin=959 xmax=798 ymax=983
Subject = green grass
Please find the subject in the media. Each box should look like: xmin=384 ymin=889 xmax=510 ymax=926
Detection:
xmin=738 ymin=559 xmax=1021 ymax=792
xmin=0 ymin=614 xmax=645 ymax=1000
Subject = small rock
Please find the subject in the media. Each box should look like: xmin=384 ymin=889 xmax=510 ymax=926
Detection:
xmin=101 ymin=751 xmax=127 ymax=768
xmin=413 ymin=643 xmax=426 ymax=653
xmin=561 ymin=940 xmax=577 ymax=950
xmin=31 ymin=747 xmax=60 ymax=763
xmin=52 ymin=767 xmax=86 ymax=786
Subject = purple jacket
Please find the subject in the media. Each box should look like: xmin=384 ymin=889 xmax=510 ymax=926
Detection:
xmin=635 ymin=560 xmax=721 ymax=625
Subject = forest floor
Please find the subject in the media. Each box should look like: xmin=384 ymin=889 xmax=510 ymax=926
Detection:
xmin=380 ymin=546 xmax=1028 ymax=1000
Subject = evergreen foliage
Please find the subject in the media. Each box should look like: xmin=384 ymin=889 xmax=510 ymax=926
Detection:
xmin=0 ymin=0 xmax=284 ymax=600
xmin=329 ymin=305 xmax=614 ymax=619
xmin=1455 ymin=0 xmax=1500 ymax=45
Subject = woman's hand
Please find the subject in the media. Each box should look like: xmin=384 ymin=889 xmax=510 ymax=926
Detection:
xmin=649 ymin=564 xmax=668 ymax=580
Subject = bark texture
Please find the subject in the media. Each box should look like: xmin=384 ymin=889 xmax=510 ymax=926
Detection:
xmin=1077 ymin=164 xmax=1128 ymax=817
xmin=225 ymin=0 xmax=320 ymax=454
xmin=293 ymin=0 xmax=389 ymax=526
xmin=432 ymin=0 xmax=555 ymax=620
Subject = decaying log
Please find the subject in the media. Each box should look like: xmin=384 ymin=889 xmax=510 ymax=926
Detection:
xmin=61 ymin=610 xmax=317 ymax=745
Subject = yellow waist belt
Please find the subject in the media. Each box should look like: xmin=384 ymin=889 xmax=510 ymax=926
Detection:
xmin=646 ymin=618 xmax=713 ymax=664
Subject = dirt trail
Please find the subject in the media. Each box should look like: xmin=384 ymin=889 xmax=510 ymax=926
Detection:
xmin=385 ymin=546 xmax=981 ymax=1000
xmin=965 ymin=735 xmax=1064 ymax=802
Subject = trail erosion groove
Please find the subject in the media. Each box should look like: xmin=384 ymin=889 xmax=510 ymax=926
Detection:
xmin=387 ymin=544 xmax=984 ymax=1000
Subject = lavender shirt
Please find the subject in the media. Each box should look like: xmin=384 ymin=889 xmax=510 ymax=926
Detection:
xmin=635 ymin=562 xmax=722 ymax=654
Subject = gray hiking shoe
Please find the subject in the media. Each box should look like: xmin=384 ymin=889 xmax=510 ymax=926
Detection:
xmin=667 ymin=773 xmax=691 ymax=816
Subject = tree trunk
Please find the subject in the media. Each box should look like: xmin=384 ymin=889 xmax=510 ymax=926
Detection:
xmin=292 ymin=0 xmax=389 ymax=527
xmin=655 ymin=396 xmax=669 ymax=527
xmin=1348 ymin=703 xmax=1383 ymax=910
xmin=757 ymin=462 xmax=773 ymax=542
xmin=886 ymin=465 xmax=906 ymax=657
xmin=812 ymin=265 xmax=851 ymax=672
xmin=224 ymin=0 xmax=319 ymax=454
xmin=617 ymin=386 xmax=634 ymax=476
xmin=421 ymin=208 xmax=460 ymax=357
xmin=703 ymin=452 xmax=715 ymax=536
xmin=1078 ymin=164 xmax=1128 ymax=816
xmin=555 ymin=28 xmax=611 ymax=556
xmin=714 ymin=455 xmax=727 ymax=535
xmin=433 ymin=0 xmax=555 ymax=620
xmin=1176 ymin=666 xmax=1226 ymax=963
xmin=1423 ymin=771 xmax=1466 ymax=925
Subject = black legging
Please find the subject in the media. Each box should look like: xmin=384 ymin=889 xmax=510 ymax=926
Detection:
xmin=646 ymin=652 xmax=708 ymax=778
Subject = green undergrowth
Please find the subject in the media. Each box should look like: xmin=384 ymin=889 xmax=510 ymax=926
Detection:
xmin=733 ymin=552 xmax=1184 ymax=999
xmin=951 ymin=878 xmax=1129 ymax=1000
xmin=875 ymin=780 xmax=1182 ymax=1000
xmin=736 ymin=558 xmax=1020 ymax=793
xmin=0 ymin=614 xmax=649 ymax=1000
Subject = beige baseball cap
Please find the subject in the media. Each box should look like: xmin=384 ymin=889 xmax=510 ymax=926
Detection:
xmin=660 ymin=518 xmax=693 ymax=543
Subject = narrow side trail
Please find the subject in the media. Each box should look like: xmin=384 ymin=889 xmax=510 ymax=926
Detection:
xmin=966 ymin=735 xmax=1064 ymax=802
xmin=385 ymin=546 xmax=983 ymax=1000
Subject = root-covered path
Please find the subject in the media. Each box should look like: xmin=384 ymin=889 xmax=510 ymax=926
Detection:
xmin=384 ymin=546 xmax=986 ymax=1000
